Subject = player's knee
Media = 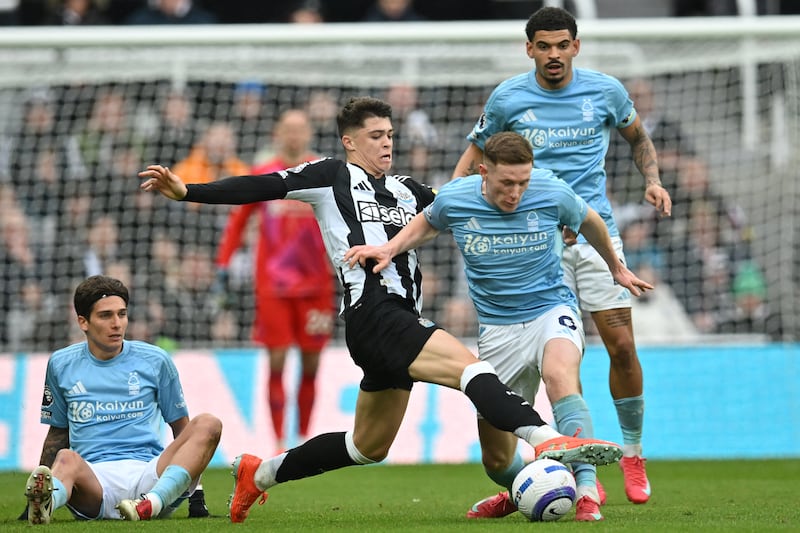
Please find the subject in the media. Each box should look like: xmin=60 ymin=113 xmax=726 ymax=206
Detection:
xmin=479 ymin=433 xmax=518 ymax=472
xmin=52 ymin=449 xmax=83 ymax=472
xmin=542 ymin=368 xmax=580 ymax=398
xmin=357 ymin=441 xmax=390 ymax=463
xmin=346 ymin=430 xmax=385 ymax=464
xmin=608 ymin=341 xmax=638 ymax=366
xmin=190 ymin=413 xmax=223 ymax=446
xmin=481 ymin=450 xmax=515 ymax=472
xmin=604 ymin=331 xmax=637 ymax=360
xmin=54 ymin=448 xmax=81 ymax=464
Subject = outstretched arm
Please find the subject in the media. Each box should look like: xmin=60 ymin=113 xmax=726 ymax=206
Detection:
xmin=140 ymin=164 xmax=289 ymax=204
xmin=578 ymin=208 xmax=654 ymax=297
xmin=451 ymin=143 xmax=484 ymax=180
xmin=618 ymin=117 xmax=672 ymax=217
xmin=345 ymin=213 xmax=440 ymax=273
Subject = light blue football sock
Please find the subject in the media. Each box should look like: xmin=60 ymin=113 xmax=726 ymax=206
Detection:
xmin=52 ymin=476 xmax=68 ymax=509
xmin=552 ymin=394 xmax=596 ymax=487
xmin=552 ymin=393 xmax=595 ymax=439
xmin=147 ymin=465 xmax=191 ymax=517
xmin=572 ymin=462 xmax=597 ymax=488
xmin=613 ymin=395 xmax=644 ymax=446
xmin=486 ymin=452 xmax=525 ymax=491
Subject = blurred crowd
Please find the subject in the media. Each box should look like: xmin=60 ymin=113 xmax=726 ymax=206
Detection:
xmin=0 ymin=72 xmax=783 ymax=354
xmin=0 ymin=1 xmax=790 ymax=352
xmin=1 ymin=0 xmax=799 ymax=26
xmin=0 ymin=79 xmax=483 ymax=352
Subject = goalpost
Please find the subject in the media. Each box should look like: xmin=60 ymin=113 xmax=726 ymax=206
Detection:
xmin=0 ymin=16 xmax=798 ymax=350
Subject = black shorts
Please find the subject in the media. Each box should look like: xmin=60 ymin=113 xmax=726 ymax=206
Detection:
xmin=344 ymin=295 xmax=440 ymax=392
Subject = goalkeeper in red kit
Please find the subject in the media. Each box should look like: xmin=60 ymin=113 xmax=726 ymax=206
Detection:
xmin=215 ymin=109 xmax=335 ymax=452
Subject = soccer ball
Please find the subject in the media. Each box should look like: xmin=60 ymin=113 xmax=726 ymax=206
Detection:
xmin=511 ymin=459 xmax=576 ymax=522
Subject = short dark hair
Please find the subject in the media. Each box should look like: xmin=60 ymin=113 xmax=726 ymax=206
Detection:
xmin=525 ymin=6 xmax=578 ymax=41
xmin=484 ymin=132 xmax=534 ymax=167
xmin=74 ymin=275 xmax=129 ymax=318
xmin=337 ymin=96 xmax=392 ymax=137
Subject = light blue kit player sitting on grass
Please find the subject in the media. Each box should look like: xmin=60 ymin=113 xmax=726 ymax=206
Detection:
xmin=24 ymin=275 xmax=222 ymax=524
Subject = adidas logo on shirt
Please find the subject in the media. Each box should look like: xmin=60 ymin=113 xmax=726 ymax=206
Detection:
xmin=520 ymin=109 xmax=538 ymax=123
xmin=66 ymin=381 xmax=87 ymax=396
xmin=465 ymin=217 xmax=482 ymax=231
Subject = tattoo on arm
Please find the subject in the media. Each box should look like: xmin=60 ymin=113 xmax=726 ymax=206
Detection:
xmin=465 ymin=160 xmax=480 ymax=176
xmin=631 ymin=125 xmax=661 ymax=187
xmin=39 ymin=427 xmax=69 ymax=466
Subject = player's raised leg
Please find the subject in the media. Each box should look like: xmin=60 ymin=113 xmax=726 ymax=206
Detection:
xmin=410 ymin=330 xmax=622 ymax=466
xmin=228 ymin=387 xmax=410 ymax=523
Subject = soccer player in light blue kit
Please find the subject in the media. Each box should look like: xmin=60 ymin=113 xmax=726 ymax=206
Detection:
xmin=24 ymin=275 xmax=222 ymax=524
xmin=452 ymin=6 xmax=672 ymax=509
xmin=346 ymin=132 xmax=653 ymax=521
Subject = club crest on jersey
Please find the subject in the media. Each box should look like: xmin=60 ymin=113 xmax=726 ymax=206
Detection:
xmin=128 ymin=372 xmax=140 ymax=396
xmin=395 ymin=190 xmax=413 ymax=202
xmin=582 ymin=98 xmax=595 ymax=122
xmin=388 ymin=181 xmax=414 ymax=202
xmin=526 ymin=211 xmax=539 ymax=231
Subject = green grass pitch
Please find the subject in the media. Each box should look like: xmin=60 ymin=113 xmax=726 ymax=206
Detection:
xmin=1 ymin=459 xmax=798 ymax=531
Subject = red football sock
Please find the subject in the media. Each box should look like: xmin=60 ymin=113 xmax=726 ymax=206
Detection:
xmin=297 ymin=373 xmax=317 ymax=437
xmin=268 ymin=372 xmax=285 ymax=441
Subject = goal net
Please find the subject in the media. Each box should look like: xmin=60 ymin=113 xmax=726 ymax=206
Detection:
xmin=0 ymin=17 xmax=798 ymax=351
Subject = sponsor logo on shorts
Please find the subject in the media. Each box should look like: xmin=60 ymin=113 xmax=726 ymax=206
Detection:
xmin=558 ymin=315 xmax=577 ymax=330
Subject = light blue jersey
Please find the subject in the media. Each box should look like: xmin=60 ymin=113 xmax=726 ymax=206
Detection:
xmin=424 ymin=170 xmax=588 ymax=324
xmin=467 ymin=67 xmax=636 ymax=240
xmin=40 ymin=340 xmax=189 ymax=464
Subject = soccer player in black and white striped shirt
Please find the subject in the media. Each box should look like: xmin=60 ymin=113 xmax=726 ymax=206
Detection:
xmin=140 ymin=96 xmax=622 ymax=523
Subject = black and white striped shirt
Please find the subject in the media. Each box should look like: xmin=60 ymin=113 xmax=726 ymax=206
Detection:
xmin=183 ymin=157 xmax=436 ymax=314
